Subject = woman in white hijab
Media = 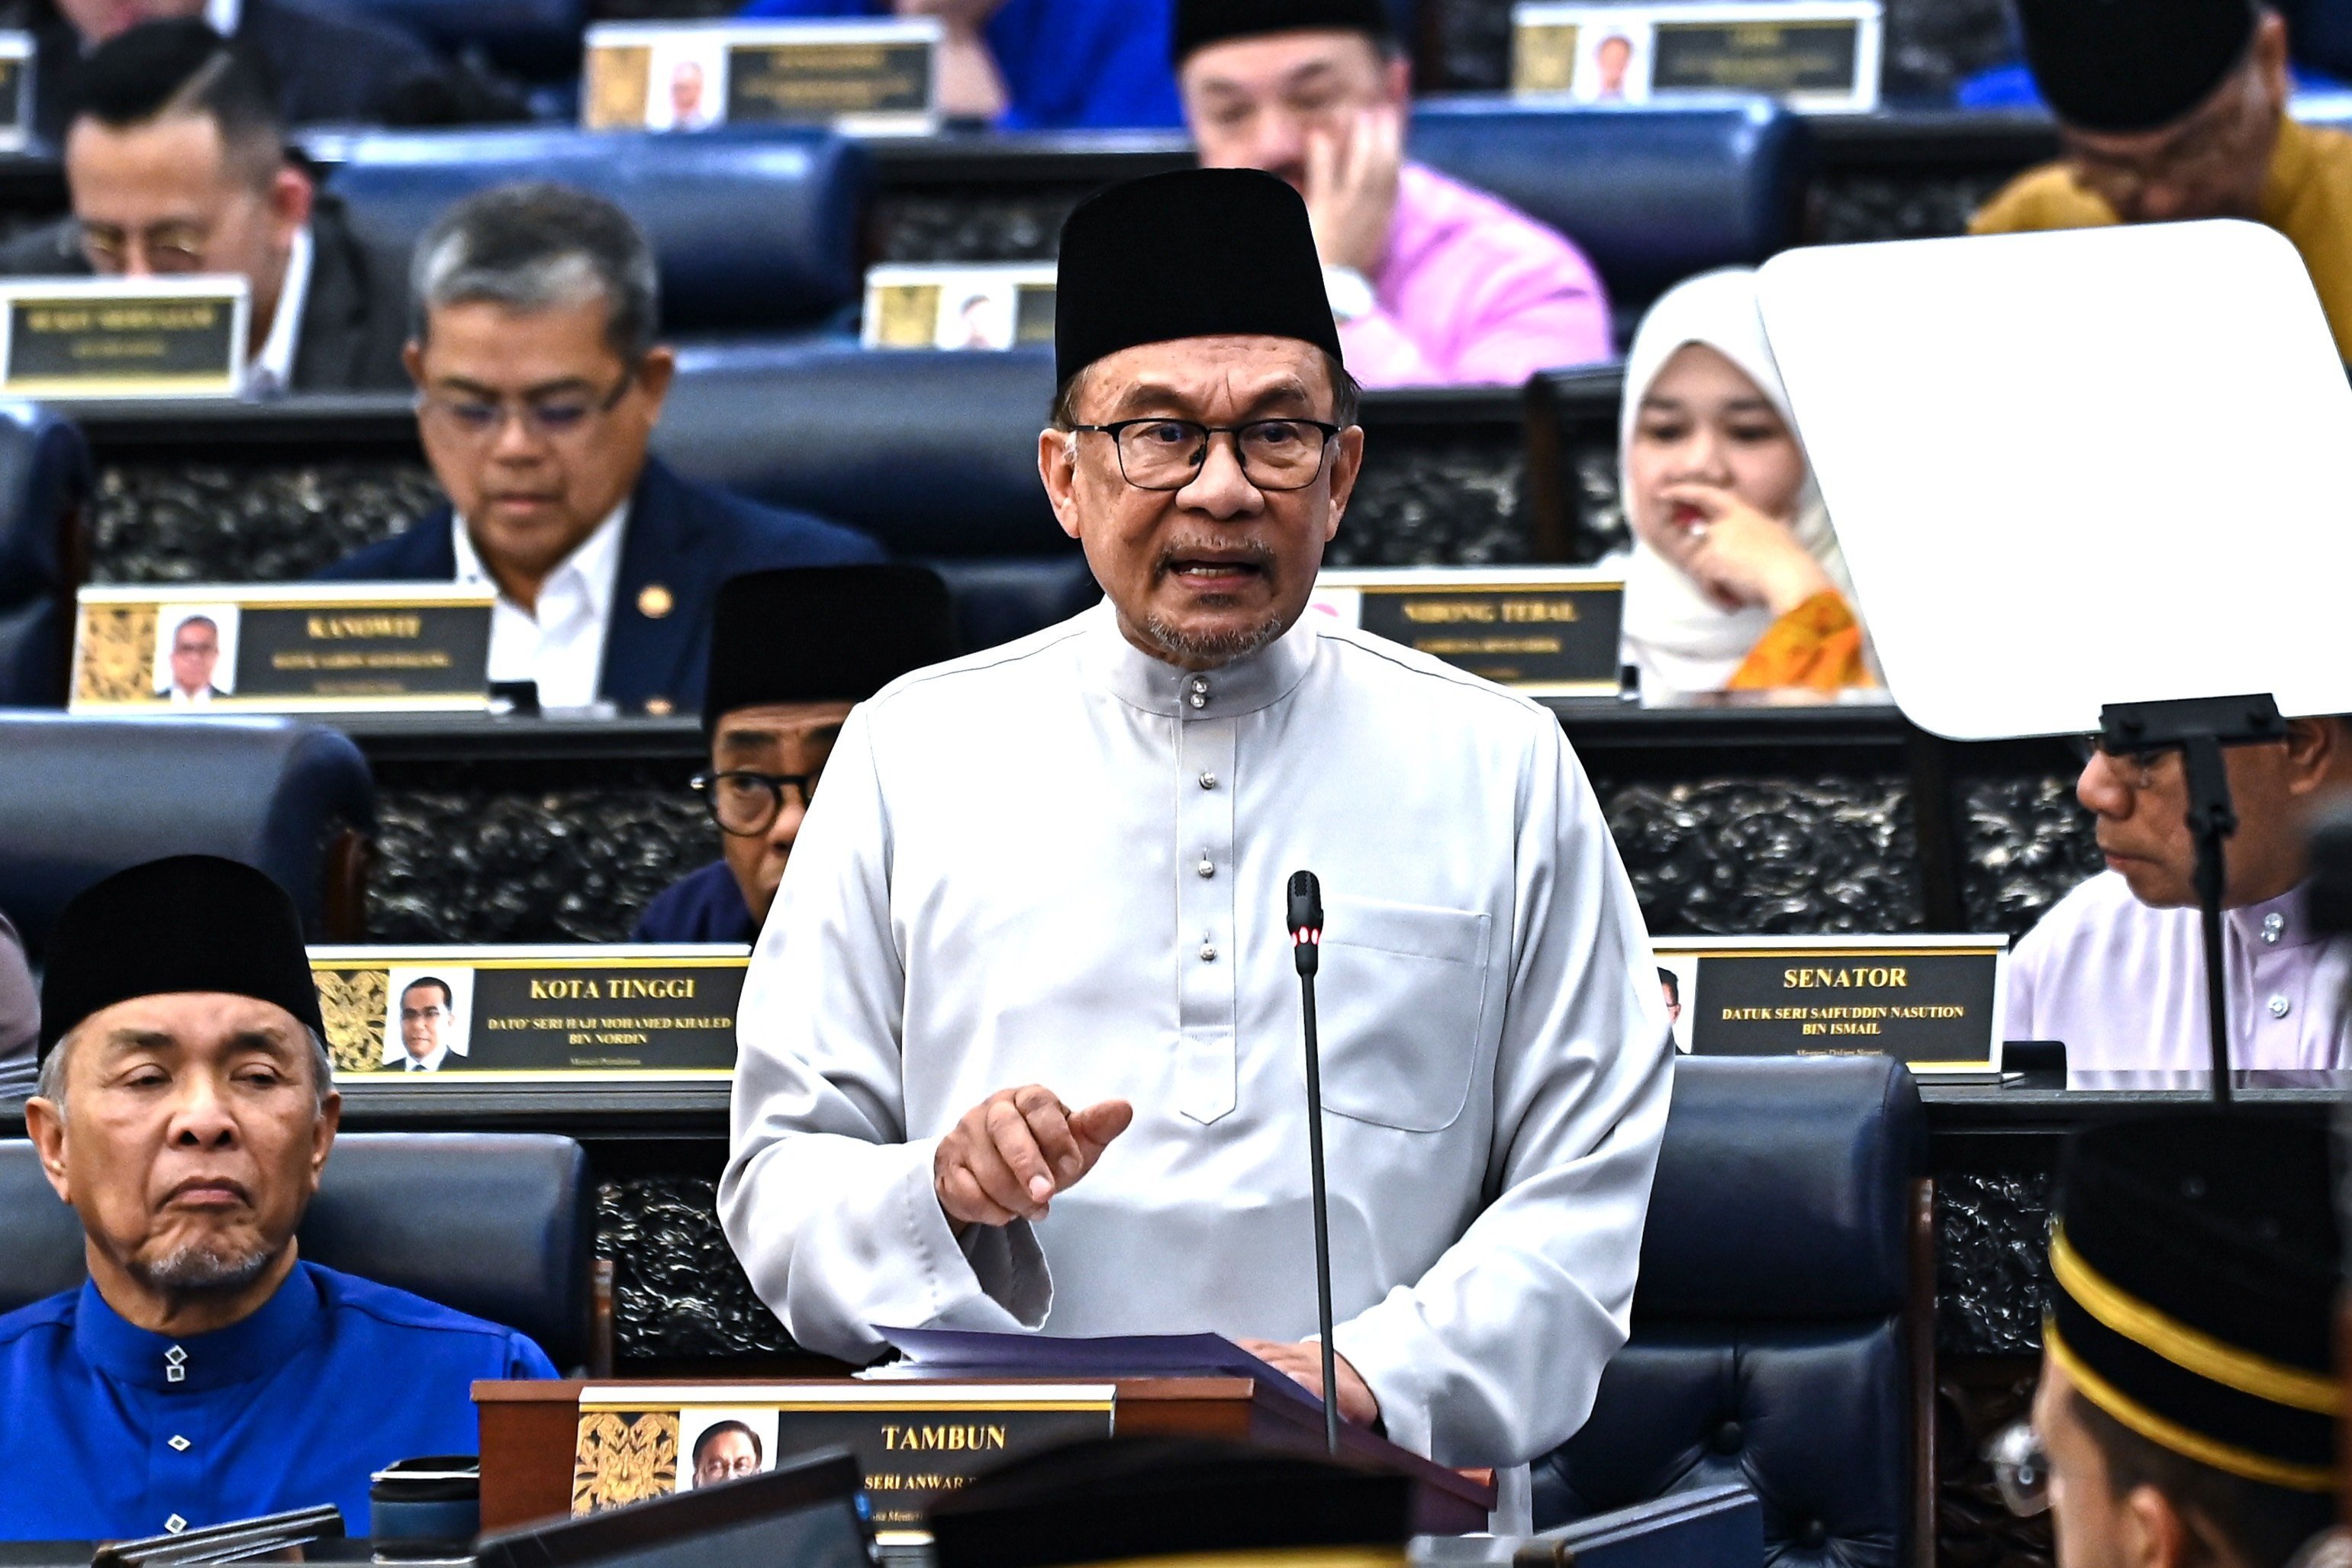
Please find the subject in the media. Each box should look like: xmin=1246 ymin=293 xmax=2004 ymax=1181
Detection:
xmin=1617 ymin=267 xmax=1874 ymax=696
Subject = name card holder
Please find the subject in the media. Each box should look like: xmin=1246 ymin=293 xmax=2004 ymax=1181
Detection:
xmin=314 ymin=945 xmax=750 ymax=1081
xmin=1311 ymin=567 xmax=1627 ymax=697
xmin=862 ymin=262 xmax=1058 ymax=350
xmin=0 ymin=276 xmax=249 ymax=398
xmin=583 ymin=18 xmax=942 ymax=136
xmin=71 ymin=583 xmax=494 ymax=714
xmin=1654 ymin=933 xmax=2008 ymax=1074
xmin=1512 ymin=0 xmax=1883 ymax=112
xmin=0 ymin=34 xmax=34 ymax=154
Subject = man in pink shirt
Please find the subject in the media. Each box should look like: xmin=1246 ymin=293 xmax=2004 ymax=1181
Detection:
xmin=1174 ymin=0 xmax=1613 ymax=388
xmin=2005 ymin=716 xmax=2352 ymax=1073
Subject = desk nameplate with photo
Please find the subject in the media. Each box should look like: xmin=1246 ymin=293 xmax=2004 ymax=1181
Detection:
xmin=314 ymin=945 xmax=750 ymax=1082
xmin=70 ymin=584 xmax=494 ymax=715
xmin=1513 ymin=0 xmax=1883 ymax=111
xmin=0 ymin=277 xmax=249 ymax=398
xmin=1310 ymin=567 xmax=1625 ymax=697
xmin=862 ymin=262 xmax=1056 ymax=350
xmin=1654 ymin=933 xmax=2007 ymax=1074
xmin=583 ymin=19 xmax=940 ymax=136
xmin=0 ymin=34 xmax=34 ymax=153
xmin=571 ymin=1383 xmax=1116 ymax=1530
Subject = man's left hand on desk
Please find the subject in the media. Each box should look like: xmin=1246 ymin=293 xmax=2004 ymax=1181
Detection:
xmin=1239 ymin=1338 xmax=1381 ymax=1425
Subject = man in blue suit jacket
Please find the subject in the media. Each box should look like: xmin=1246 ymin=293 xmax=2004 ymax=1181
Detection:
xmin=319 ymin=183 xmax=879 ymax=716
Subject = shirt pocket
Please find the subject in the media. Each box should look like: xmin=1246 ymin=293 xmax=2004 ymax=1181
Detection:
xmin=1315 ymin=895 xmax=1491 ymax=1133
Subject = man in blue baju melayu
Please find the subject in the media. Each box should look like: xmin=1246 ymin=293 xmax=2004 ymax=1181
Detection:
xmin=0 ymin=855 xmax=556 ymax=1541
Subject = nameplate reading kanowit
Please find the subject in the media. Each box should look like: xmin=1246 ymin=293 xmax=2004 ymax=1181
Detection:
xmin=571 ymin=1384 xmax=1116 ymax=1530
xmin=1513 ymin=0 xmax=1883 ymax=111
xmin=583 ymin=19 xmax=940 ymax=135
xmin=862 ymin=263 xmax=1057 ymax=351
xmin=312 ymin=945 xmax=750 ymax=1081
xmin=70 ymin=584 xmax=493 ymax=714
xmin=0 ymin=277 xmax=249 ymax=398
xmin=0 ymin=34 xmax=34 ymax=153
xmin=1311 ymin=567 xmax=1625 ymax=696
xmin=1654 ymin=934 xmax=2007 ymax=1074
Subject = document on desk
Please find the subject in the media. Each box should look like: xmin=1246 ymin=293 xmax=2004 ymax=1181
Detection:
xmin=871 ymin=1327 xmax=1325 ymax=1410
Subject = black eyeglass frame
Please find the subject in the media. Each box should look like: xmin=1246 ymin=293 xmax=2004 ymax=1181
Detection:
xmin=690 ymin=769 xmax=817 ymax=837
xmin=1066 ymin=417 xmax=1345 ymax=491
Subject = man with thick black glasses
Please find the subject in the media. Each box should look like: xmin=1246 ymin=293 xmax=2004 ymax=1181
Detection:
xmin=320 ymin=183 xmax=878 ymax=716
xmin=723 ymin=168 xmax=1672 ymax=1532
xmin=634 ymin=565 xmax=959 ymax=945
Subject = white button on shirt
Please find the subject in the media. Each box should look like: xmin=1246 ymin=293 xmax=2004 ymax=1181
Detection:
xmin=452 ymin=503 xmax=629 ymax=711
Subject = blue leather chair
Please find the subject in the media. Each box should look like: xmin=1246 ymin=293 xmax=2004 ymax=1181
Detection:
xmin=0 ymin=1132 xmax=600 ymax=1373
xmin=660 ymin=342 xmax=1099 ymax=649
xmin=0 ymin=713 xmax=375 ymax=958
xmin=0 ymin=407 xmax=93 ymax=709
xmin=320 ymin=127 xmax=872 ymax=340
xmin=1537 ymin=1055 xmax=1928 ymax=1568
xmin=1409 ymin=101 xmax=1814 ymax=341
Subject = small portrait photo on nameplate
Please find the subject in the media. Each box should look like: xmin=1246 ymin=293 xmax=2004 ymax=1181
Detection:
xmin=312 ymin=945 xmax=750 ymax=1083
xmin=70 ymin=583 xmax=495 ymax=714
xmin=1513 ymin=0 xmax=1882 ymax=110
xmin=0 ymin=34 xmax=35 ymax=153
xmin=862 ymin=262 xmax=1057 ymax=350
xmin=1654 ymin=933 xmax=2008 ymax=1074
xmin=1310 ymin=567 xmax=1626 ymax=697
xmin=645 ymin=31 xmax=727 ymax=131
xmin=678 ymin=1408 xmax=780 ymax=1492
xmin=0 ymin=276 xmax=247 ymax=398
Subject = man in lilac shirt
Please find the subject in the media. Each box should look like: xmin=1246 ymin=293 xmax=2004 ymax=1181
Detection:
xmin=2005 ymin=716 xmax=2352 ymax=1072
xmin=1174 ymin=0 xmax=1612 ymax=388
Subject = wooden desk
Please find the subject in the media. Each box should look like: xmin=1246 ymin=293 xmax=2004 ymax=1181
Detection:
xmin=476 ymin=1377 xmax=1497 ymax=1537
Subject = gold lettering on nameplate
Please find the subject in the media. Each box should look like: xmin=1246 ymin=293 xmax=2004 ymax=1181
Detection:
xmin=879 ymin=1423 xmax=1010 ymax=1452
xmin=307 ymin=613 xmax=424 ymax=639
xmin=1781 ymin=966 xmax=1909 ymax=988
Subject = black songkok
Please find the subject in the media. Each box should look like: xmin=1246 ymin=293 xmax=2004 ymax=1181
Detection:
xmin=701 ymin=565 xmax=959 ymax=732
xmin=928 ymin=1438 xmax=1410 ymax=1568
xmin=2016 ymin=0 xmax=2257 ymax=134
xmin=2046 ymin=1113 xmax=2338 ymax=1492
xmin=39 ymin=855 xmax=325 ymax=1061
xmin=1172 ymin=0 xmax=1395 ymax=66
xmin=1055 ymin=169 xmax=1341 ymax=388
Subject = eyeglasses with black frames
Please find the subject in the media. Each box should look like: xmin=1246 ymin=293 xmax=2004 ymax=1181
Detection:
xmin=1067 ymin=417 xmax=1343 ymax=491
xmin=691 ymin=769 xmax=818 ymax=837
xmin=2068 ymin=734 xmax=2172 ymax=790
xmin=415 ymin=369 xmax=636 ymax=446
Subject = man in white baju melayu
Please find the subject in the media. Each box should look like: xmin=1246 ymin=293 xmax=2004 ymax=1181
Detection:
xmin=721 ymin=168 xmax=1674 ymax=1525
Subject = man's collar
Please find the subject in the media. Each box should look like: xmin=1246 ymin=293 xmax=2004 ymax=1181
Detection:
xmin=453 ymin=498 xmax=632 ymax=619
xmin=74 ymin=1259 xmax=322 ymax=1393
xmin=1086 ymin=600 xmax=1319 ymax=720
xmin=248 ymin=224 xmax=314 ymax=399
xmin=2260 ymin=115 xmax=2317 ymax=229
xmin=2229 ymin=879 xmax=2325 ymax=951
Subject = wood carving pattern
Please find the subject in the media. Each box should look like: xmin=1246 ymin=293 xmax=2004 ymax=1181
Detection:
xmin=315 ymin=968 xmax=390 ymax=1073
xmin=572 ymin=1411 xmax=678 ymax=1515
xmin=72 ymin=604 xmax=158 ymax=703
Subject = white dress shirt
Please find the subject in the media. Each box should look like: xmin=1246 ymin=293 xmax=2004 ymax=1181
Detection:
xmin=452 ymin=503 xmax=629 ymax=711
xmin=401 ymin=1044 xmax=449 ymax=1072
xmin=246 ymin=224 xmax=312 ymax=401
xmin=723 ymin=603 xmax=1675 ymax=1509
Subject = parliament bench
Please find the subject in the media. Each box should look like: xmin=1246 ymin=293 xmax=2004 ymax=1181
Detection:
xmin=0 ymin=713 xmax=375 ymax=958
xmin=0 ymin=1132 xmax=604 ymax=1374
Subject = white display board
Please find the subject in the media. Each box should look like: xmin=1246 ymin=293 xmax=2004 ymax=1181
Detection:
xmin=1755 ymin=220 xmax=2352 ymax=740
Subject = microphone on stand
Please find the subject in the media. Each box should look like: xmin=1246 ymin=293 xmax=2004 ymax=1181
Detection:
xmin=1287 ymin=870 xmax=1341 ymax=1458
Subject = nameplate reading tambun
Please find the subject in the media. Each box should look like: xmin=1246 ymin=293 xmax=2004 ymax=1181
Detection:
xmin=1311 ymin=568 xmax=1625 ymax=696
xmin=1654 ymin=934 xmax=2007 ymax=1072
xmin=69 ymin=584 xmax=494 ymax=713
xmin=0 ymin=277 xmax=249 ymax=398
xmin=0 ymin=34 xmax=35 ymax=153
xmin=862 ymin=263 xmax=1057 ymax=351
xmin=1512 ymin=0 xmax=1882 ymax=111
xmin=311 ymin=945 xmax=750 ymax=1081
xmin=582 ymin=19 xmax=941 ymax=136
xmin=570 ymin=1384 xmax=1116 ymax=1529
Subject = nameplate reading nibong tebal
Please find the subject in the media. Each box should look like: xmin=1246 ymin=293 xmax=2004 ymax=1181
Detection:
xmin=862 ymin=263 xmax=1057 ymax=351
xmin=0 ymin=34 xmax=35 ymax=153
xmin=572 ymin=1384 xmax=1116 ymax=1528
xmin=582 ymin=19 xmax=940 ymax=136
xmin=1311 ymin=568 xmax=1625 ymax=697
xmin=1654 ymin=934 xmax=2007 ymax=1073
xmin=69 ymin=584 xmax=495 ymax=714
xmin=311 ymin=945 xmax=751 ymax=1081
xmin=1512 ymin=0 xmax=1883 ymax=111
xmin=0 ymin=277 xmax=249 ymax=398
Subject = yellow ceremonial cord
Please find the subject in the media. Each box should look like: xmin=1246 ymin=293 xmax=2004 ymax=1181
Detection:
xmin=2044 ymin=1321 xmax=2338 ymax=1492
xmin=2049 ymin=1227 xmax=2339 ymax=1415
